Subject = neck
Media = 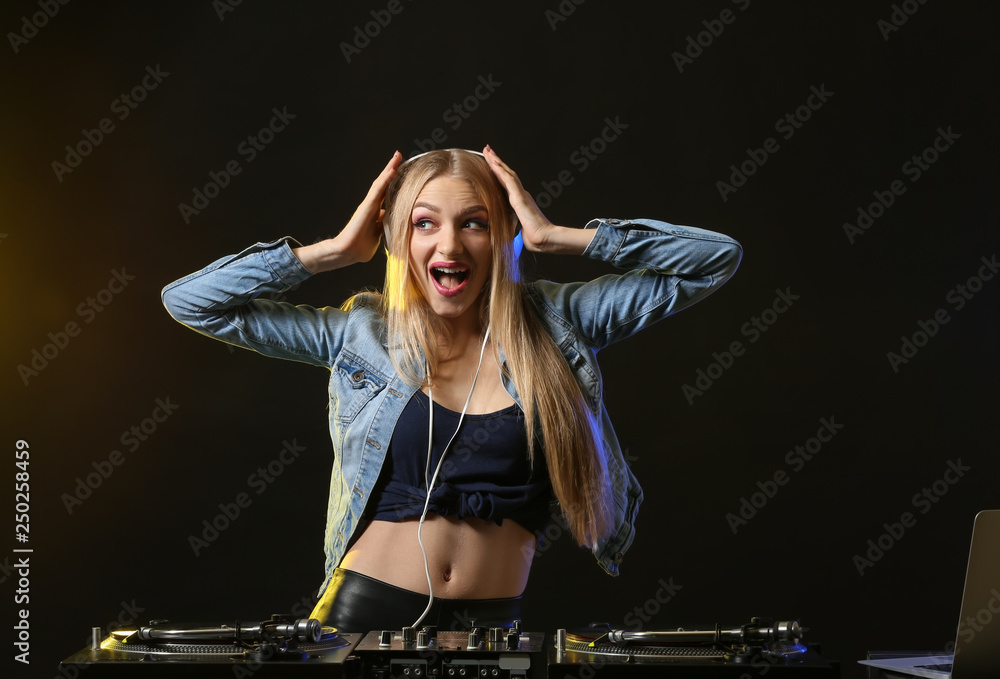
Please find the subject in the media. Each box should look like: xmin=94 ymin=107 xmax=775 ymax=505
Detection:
xmin=435 ymin=295 xmax=488 ymax=354
xmin=438 ymin=312 xmax=486 ymax=356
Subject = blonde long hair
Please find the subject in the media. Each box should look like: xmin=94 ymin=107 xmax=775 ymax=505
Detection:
xmin=352 ymin=149 xmax=612 ymax=548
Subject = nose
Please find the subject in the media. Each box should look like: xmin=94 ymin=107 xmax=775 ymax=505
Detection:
xmin=436 ymin=223 xmax=464 ymax=257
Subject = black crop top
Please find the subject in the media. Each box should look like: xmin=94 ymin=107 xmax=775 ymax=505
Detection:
xmin=366 ymin=390 xmax=553 ymax=534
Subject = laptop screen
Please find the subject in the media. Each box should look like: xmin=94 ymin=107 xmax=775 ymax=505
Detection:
xmin=952 ymin=510 xmax=1000 ymax=679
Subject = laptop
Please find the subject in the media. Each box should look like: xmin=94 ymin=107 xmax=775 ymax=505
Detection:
xmin=858 ymin=509 xmax=1000 ymax=679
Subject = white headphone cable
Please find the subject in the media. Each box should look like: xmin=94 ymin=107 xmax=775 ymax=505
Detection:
xmin=411 ymin=325 xmax=491 ymax=629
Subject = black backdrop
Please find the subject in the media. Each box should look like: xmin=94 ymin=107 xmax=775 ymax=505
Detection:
xmin=2 ymin=1 xmax=997 ymax=677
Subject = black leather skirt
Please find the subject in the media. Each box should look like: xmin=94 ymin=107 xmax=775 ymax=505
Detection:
xmin=315 ymin=568 xmax=522 ymax=633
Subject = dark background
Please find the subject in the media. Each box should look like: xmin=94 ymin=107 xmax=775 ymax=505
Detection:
xmin=1 ymin=1 xmax=997 ymax=677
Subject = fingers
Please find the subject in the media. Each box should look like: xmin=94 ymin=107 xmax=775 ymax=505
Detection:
xmin=351 ymin=152 xmax=401 ymax=233
xmin=483 ymin=145 xmax=526 ymax=201
xmin=382 ymin=149 xmax=402 ymax=176
xmin=366 ymin=150 xmax=402 ymax=200
xmin=483 ymin=144 xmax=512 ymax=179
xmin=381 ymin=150 xmax=402 ymax=176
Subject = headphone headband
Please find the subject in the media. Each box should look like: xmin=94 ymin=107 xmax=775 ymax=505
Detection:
xmin=404 ymin=148 xmax=485 ymax=164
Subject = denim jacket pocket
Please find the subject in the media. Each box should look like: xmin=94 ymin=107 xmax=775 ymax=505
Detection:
xmin=331 ymin=350 xmax=389 ymax=425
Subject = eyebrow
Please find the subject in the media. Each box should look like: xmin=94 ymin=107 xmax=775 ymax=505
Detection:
xmin=412 ymin=201 xmax=488 ymax=217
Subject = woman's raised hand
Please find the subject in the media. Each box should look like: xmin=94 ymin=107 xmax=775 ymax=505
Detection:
xmin=342 ymin=150 xmax=402 ymax=262
xmin=293 ymin=151 xmax=402 ymax=273
xmin=483 ymin=145 xmax=595 ymax=255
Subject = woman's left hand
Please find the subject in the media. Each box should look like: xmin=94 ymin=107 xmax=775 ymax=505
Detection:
xmin=483 ymin=145 xmax=595 ymax=255
xmin=483 ymin=145 xmax=553 ymax=252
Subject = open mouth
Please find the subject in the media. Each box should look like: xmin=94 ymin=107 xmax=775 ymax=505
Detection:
xmin=430 ymin=265 xmax=470 ymax=295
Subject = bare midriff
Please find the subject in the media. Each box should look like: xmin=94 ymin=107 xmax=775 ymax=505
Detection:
xmin=313 ymin=345 xmax=534 ymax=611
xmin=337 ymin=515 xmax=534 ymax=598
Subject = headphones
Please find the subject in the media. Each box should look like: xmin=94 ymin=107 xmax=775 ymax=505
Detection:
xmin=383 ymin=149 xmax=523 ymax=259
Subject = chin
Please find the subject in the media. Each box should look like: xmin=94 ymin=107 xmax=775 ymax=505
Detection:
xmin=428 ymin=301 xmax=475 ymax=320
xmin=422 ymin=289 xmax=487 ymax=324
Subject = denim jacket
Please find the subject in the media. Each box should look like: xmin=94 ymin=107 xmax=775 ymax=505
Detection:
xmin=161 ymin=218 xmax=742 ymax=593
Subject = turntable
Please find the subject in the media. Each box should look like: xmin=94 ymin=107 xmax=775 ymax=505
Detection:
xmin=547 ymin=617 xmax=839 ymax=677
xmin=60 ymin=613 xmax=362 ymax=677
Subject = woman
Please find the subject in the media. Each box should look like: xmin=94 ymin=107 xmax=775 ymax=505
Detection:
xmin=161 ymin=146 xmax=742 ymax=632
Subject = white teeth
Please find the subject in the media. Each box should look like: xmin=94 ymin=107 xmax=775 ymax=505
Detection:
xmin=433 ymin=267 xmax=466 ymax=274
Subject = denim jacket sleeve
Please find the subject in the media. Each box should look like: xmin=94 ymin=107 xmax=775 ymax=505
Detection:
xmin=160 ymin=237 xmax=342 ymax=366
xmin=534 ymin=218 xmax=742 ymax=349
xmin=526 ymin=218 xmax=740 ymax=576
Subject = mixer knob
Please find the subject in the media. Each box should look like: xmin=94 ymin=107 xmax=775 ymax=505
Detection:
xmin=506 ymin=629 xmax=519 ymax=649
xmin=379 ymin=630 xmax=393 ymax=646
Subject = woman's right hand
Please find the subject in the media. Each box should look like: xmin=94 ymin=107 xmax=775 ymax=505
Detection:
xmin=293 ymin=151 xmax=402 ymax=273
